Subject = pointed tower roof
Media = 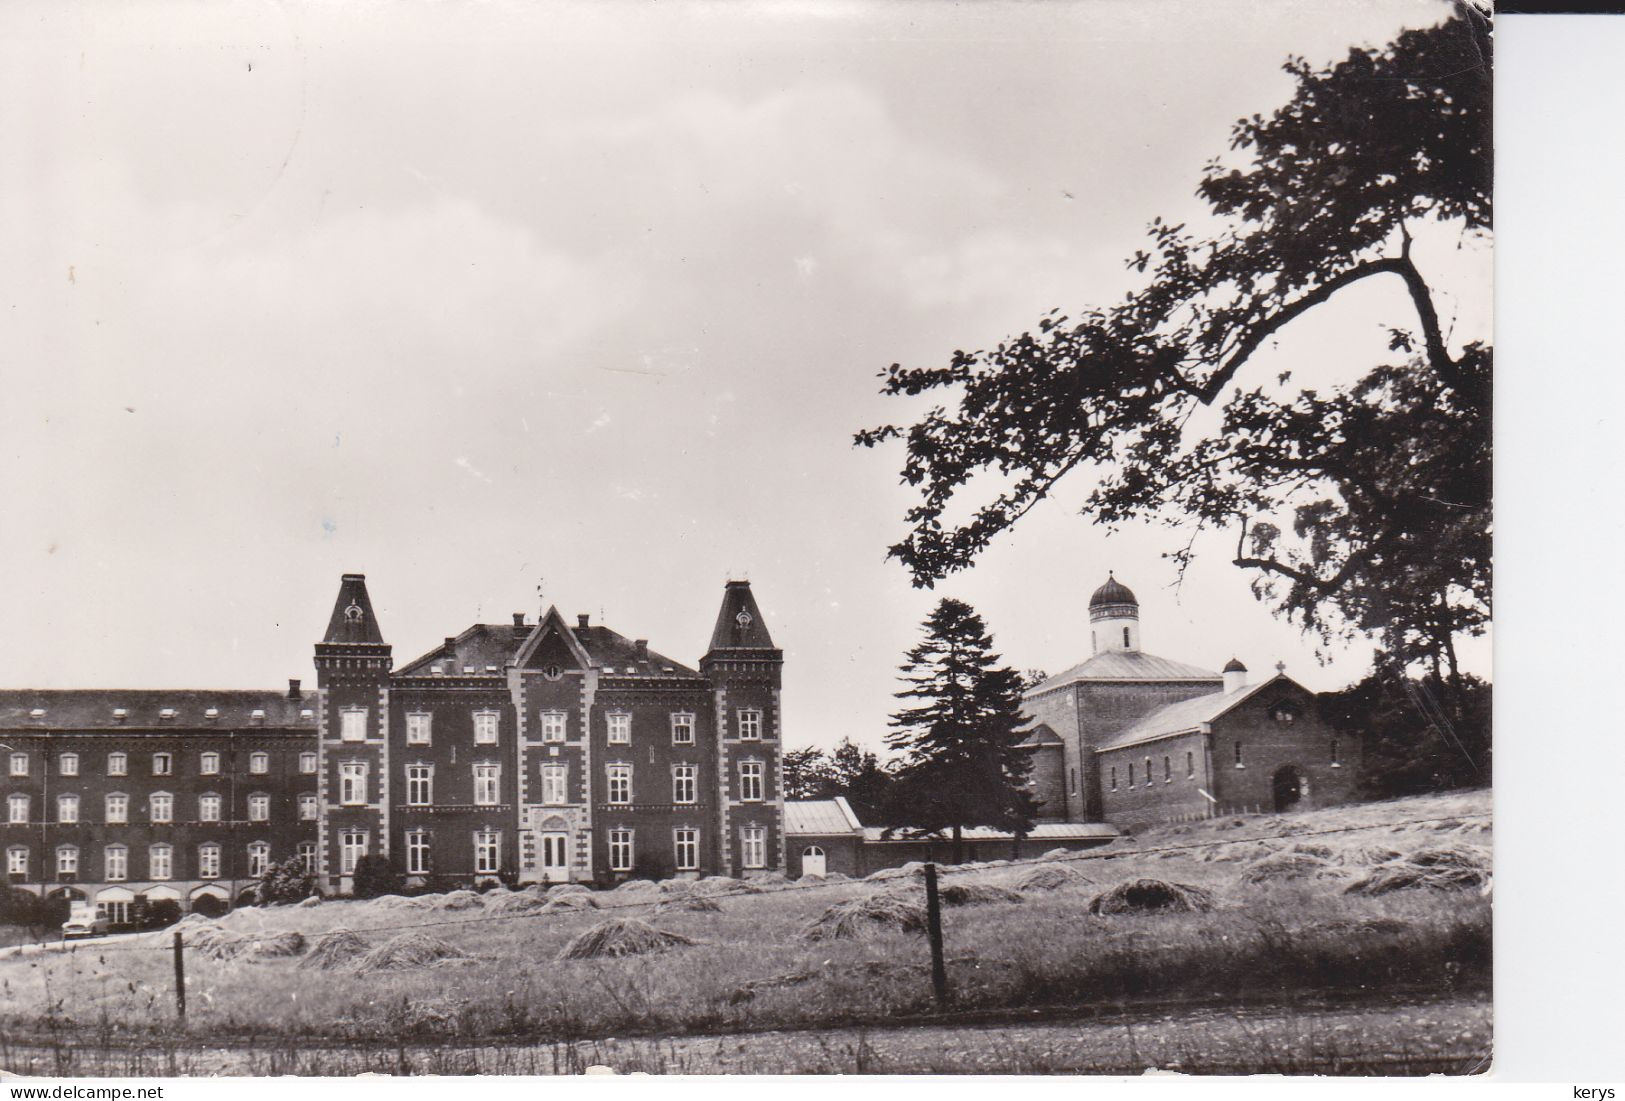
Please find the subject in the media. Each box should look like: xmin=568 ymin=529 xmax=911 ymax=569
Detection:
xmin=322 ymin=574 xmax=385 ymax=645
xmin=706 ymin=580 xmax=777 ymax=651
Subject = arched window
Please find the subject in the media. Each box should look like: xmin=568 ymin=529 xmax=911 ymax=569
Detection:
xmin=249 ymin=752 xmax=269 ymax=774
xmin=1123 ymin=626 xmax=1131 ymax=648
xmin=1330 ymin=738 xmax=1341 ymax=766
xmin=149 ymin=844 xmax=173 ymax=880
xmin=1127 ymin=763 xmax=1135 ymax=787
xmin=104 ymin=844 xmax=127 ymax=881
xmin=247 ymin=842 xmax=271 ymax=878
xmin=198 ymin=793 xmax=222 ymax=823
xmin=1069 ymin=767 xmax=1077 ymax=795
xmin=198 ymin=843 xmax=221 ymax=880
xmin=247 ymin=793 xmax=270 ymax=822
xmin=200 ymin=752 xmax=220 ymax=775
xmin=105 ymin=792 xmax=128 ymax=824
xmin=56 ymin=845 xmax=79 ymax=878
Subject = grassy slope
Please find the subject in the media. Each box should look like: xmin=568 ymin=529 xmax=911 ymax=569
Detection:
xmin=0 ymin=789 xmax=1489 ymax=1045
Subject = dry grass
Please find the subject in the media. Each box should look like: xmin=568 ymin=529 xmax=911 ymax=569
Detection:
xmin=1015 ymin=864 xmax=1093 ymax=891
xmin=300 ymin=928 xmax=369 ymax=971
xmin=355 ymin=933 xmax=472 ymax=972
xmin=655 ymin=894 xmax=723 ymax=914
xmin=937 ymin=883 xmax=1024 ymax=907
xmin=1345 ymin=844 xmax=1490 ymax=896
xmin=558 ymin=918 xmax=698 ymax=960
xmin=1088 ymin=879 xmax=1216 ymax=915
xmin=802 ymin=893 xmax=928 ymax=941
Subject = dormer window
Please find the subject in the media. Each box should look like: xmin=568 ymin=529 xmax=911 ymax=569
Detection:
xmin=250 ymin=709 xmax=266 ymax=725
xmin=112 ymin=708 xmax=128 ymax=722
xmin=29 ymin=708 xmax=44 ymax=719
xmin=159 ymin=708 xmax=177 ymax=721
xmin=205 ymin=708 xmax=220 ymax=721
xmin=430 ymin=664 xmax=443 ymax=675
xmin=300 ymin=709 xmax=314 ymax=721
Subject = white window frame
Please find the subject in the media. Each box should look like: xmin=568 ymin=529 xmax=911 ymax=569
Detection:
xmin=7 ymin=794 xmax=28 ymax=825
xmin=298 ymin=793 xmax=318 ymax=820
xmin=248 ymin=793 xmax=270 ymax=822
xmin=340 ymin=708 xmax=368 ymax=742
xmin=107 ymin=752 xmax=127 ymax=777
xmin=297 ymin=841 xmax=317 ymax=874
xmin=56 ymin=845 xmax=79 ymax=877
xmin=539 ymin=711 xmax=567 ymax=744
xmin=198 ymin=792 xmax=222 ymax=823
xmin=473 ymin=762 xmax=501 ymax=806
xmin=200 ymin=751 xmax=221 ymax=776
xmin=150 ymin=791 xmax=173 ymax=823
xmin=672 ymin=763 xmax=697 ymax=805
xmin=8 ymin=752 xmax=27 ymax=777
xmin=105 ymin=844 xmax=128 ymax=882
xmin=105 ymin=792 xmax=128 ymax=825
xmin=405 ymin=829 xmax=430 ymax=875
xmin=59 ymin=753 xmax=78 ymax=777
xmin=737 ymin=708 xmax=762 ymax=740
xmin=670 ymin=712 xmax=695 ymax=745
xmin=339 ymin=761 xmax=367 ymax=806
xmin=738 ymin=760 xmax=765 ymax=803
xmin=607 ymin=712 xmax=631 ymax=745
xmin=148 ymin=843 xmax=172 ymax=881
xmin=473 ymin=710 xmax=500 ymax=745
xmin=740 ymin=827 xmax=766 ymax=869
xmin=197 ymin=843 xmax=220 ymax=880
xmin=608 ymin=828 xmax=634 ymax=872
xmin=249 ymin=752 xmax=269 ymax=775
xmin=339 ymin=830 xmax=367 ymax=875
xmin=299 ymin=752 xmax=318 ymax=774
xmin=673 ymin=827 xmax=699 ymax=872
xmin=406 ymin=712 xmax=433 ymax=745
xmin=473 ymin=830 xmax=501 ymax=875
xmin=6 ymin=846 xmax=27 ymax=876
xmin=247 ymin=841 xmax=271 ymax=878
xmin=152 ymin=752 xmax=172 ymax=776
xmin=406 ymin=763 xmax=433 ymax=806
xmin=607 ymin=763 xmax=632 ymax=805
xmin=57 ymin=794 xmax=79 ymax=824
xmin=540 ymin=763 xmax=568 ymax=806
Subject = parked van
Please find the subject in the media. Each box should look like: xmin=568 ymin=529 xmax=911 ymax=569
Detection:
xmin=61 ymin=903 xmax=109 ymax=940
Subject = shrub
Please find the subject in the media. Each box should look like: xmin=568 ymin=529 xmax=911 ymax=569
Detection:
xmin=257 ymin=855 xmax=319 ymax=905
xmin=352 ymin=854 xmax=402 ymax=900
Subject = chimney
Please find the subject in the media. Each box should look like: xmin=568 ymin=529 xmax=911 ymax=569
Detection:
xmin=287 ymin=678 xmax=301 ymax=700
xmin=634 ymin=640 xmax=648 ymax=661
xmin=444 ymin=637 xmax=457 ymax=653
xmin=512 ymin=612 xmax=525 ymax=628
xmin=577 ymin=614 xmax=590 ymax=630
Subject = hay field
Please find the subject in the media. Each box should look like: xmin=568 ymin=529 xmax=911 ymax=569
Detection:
xmin=0 ymin=789 xmax=1489 ymax=1047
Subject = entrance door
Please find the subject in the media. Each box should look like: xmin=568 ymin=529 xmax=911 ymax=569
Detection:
xmin=1272 ymin=765 xmax=1303 ymax=812
xmin=801 ymin=845 xmax=826 ymax=877
xmin=540 ymin=832 xmax=570 ymax=882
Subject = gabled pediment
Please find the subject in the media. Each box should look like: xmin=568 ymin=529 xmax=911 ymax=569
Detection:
xmin=513 ymin=606 xmax=592 ymax=672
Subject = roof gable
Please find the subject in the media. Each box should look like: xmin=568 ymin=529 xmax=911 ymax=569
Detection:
xmin=1094 ymin=674 xmax=1305 ymax=751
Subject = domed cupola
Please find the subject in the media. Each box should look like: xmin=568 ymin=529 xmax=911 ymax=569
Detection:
xmin=1223 ymin=656 xmax=1248 ymax=694
xmin=1088 ymin=572 xmax=1141 ymax=654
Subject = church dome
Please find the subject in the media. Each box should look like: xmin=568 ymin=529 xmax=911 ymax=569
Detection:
xmin=1089 ymin=573 xmax=1138 ymax=610
xmin=1223 ymin=657 xmax=1247 ymax=673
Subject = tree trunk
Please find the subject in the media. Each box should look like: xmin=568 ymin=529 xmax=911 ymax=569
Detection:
xmin=951 ymin=824 xmax=963 ymax=866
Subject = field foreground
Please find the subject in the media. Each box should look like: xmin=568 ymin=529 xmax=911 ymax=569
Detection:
xmin=0 ymin=789 xmax=1490 ymax=1075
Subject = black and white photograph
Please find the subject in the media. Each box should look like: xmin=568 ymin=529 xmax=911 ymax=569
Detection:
xmin=0 ymin=0 xmax=1527 ymax=1080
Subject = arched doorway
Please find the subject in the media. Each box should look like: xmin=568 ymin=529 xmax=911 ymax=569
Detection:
xmin=1272 ymin=765 xmax=1304 ymax=812
xmin=801 ymin=845 xmax=826 ymax=878
xmin=539 ymin=816 xmax=570 ymax=883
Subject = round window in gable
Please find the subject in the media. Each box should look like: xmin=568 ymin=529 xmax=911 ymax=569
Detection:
xmin=541 ymin=665 xmax=563 ymax=681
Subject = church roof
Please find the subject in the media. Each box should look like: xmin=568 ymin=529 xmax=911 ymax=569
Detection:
xmin=1089 ymin=573 xmax=1138 ymax=609
xmin=1094 ymin=675 xmax=1289 ymax=751
xmin=1027 ymin=650 xmax=1223 ymax=695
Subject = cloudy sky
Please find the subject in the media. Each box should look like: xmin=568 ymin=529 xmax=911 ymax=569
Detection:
xmin=1 ymin=0 xmax=1488 ymax=752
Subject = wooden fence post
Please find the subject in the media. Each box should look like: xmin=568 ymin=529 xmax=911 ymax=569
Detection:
xmin=923 ymin=863 xmax=948 ymax=1009
xmin=172 ymin=930 xmax=186 ymax=1021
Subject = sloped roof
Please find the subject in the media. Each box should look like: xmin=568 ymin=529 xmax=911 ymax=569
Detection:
xmin=399 ymin=613 xmax=698 ymax=679
xmin=322 ymin=574 xmax=385 ymax=645
xmin=861 ymin=822 xmax=1119 ymax=843
xmin=1027 ymin=650 xmax=1223 ymax=695
xmin=1094 ymin=675 xmax=1290 ymax=752
xmin=0 ymin=689 xmax=317 ymax=731
xmin=784 ymin=797 xmax=864 ymax=835
xmin=578 ymin=625 xmax=697 ymax=677
xmin=1019 ymin=722 xmax=1064 ymax=747
xmin=707 ymin=580 xmax=777 ymax=651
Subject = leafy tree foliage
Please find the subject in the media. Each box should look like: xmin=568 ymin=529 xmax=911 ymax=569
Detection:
xmin=857 ymin=9 xmax=1491 ymax=697
xmin=1320 ymin=664 xmax=1490 ymax=798
xmin=0 ymin=885 xmax=42 ymax=929
xmin=782 ymin=738 xmax=901 ymax=825
xmin=783 ymin=746 xmax=838 ymax=801
xmin=351 ymin=854 xmax=401 ymax=900
xmin=257 ymin=855 xmax=319 ymax=905
xmin=886 ymin=598 xmax=1037 ymax=861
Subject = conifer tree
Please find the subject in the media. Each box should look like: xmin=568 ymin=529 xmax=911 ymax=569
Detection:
xmin=887 ymin=598 xmax=1037 ymax=863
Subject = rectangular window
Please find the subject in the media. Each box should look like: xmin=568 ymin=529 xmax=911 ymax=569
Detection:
xmin=339 ymin=762 xmax=367 ymax=806
xmin=57 ymin=794 xmax=79 ymax=824
xmin=541 ymin=763 xmax=568 ymax=805
xmin=473 ymin=763 xmax=501 ymax=805
xmin=7 ymin=794 xmax=28 ymax=824
xmin=406 ymin=764 xmax=433 ymax=806
xmin=1330 ymin=738 xmax=1342 ymax=766
xmin=107 ymin=752 xmax=127 ymax=776
xmin=1186 ymin=751 xmax=1195 ymax=779
xmin=198 ymin=793 xmax=221 ymax=823
xmin=1110 ymin=766 xmax=1118 ymax=792
xmin=248 ymin=794 xmax=270 ymax=822
xmin=740 ymin=827 xmax=766 ymax=869
xmin=105 ymin=793 xmax=128 ymax=825
xmin=197 ymin=845 xmax=220 ymax=880
xmin=608 ymin=829 xmax=634 ymax=872
xmin=340 ymin=708 xmax=367 ymax=742
xmin=297 ymin=841 xmax=317 ymax=874
xmin=1069 ymin=767 xmax=1078 ymax=795
xmin=405 ymin=830 xmax=431 ymax=875
xmin=406 ymin=713 xmax=432 ymax=745
xmin=200 ymin=751 xmax=220 ymax=775
xmin=607 ymin=713 xmax=631 ymax=744
xmin=474 ymin=830 xmax=501 ymax=874
xmin=670 ymin=713 xmax=694 ymax=745
xmin=1144 ymin=757 xmax=1153 ymax=787
xmin=540 ymin=711 xmax=567 ymax=743
xmin=152 ymin=752 xmax=172 ymax=776
xmin=247 ymin=843 xmax=270 ymax=878
xmin=1128 ymin=763 xmax=1135 ymax=788
xmin=339 ymin=830 xmax=367 ymax=875
xmin=6 ymin=848 xmax=26 ymax=876
xmin=1164 ymin=756 xmax=1172 ymax=783
xmin=674 ymin=828 xmax=699 ymax=871
xmin=57 ymin=846 xmax=79 ymax=877
xmin=148 ymin=844 xmax=172 ymax=881
xmin=59 ymin=753 xmax=78 ymax=777
xmin=150 ymin=792 xmax=172 ymax=823
xmin=737 ymin=709 xmax=762 ymax=740
xmin=473 ymin=711 xmax=500 ymax=744
xmin=607 ymin=764 xmax=632 ymax=805
xmin=249 ymin=752 xmax=269 ymax=774
xmin=299 ymin=793 xmax=317 ymax=820
xmin=738 ymin=760 xmax=765 ymax=802
xmin=299 ymin=752 xmax=318 ymax=774
xmin=105 ymin=845 xmax=127 ymax=881
xmin=8 ymin=753 xmax=27 ymax=777
xmin=672 ymin=764 xmax=697 ymax=805
xmin=1234 ymin=741 xmax=1244 ymax=767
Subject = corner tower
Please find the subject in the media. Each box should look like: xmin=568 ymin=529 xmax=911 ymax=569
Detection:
xmin=700 ymin=581 xmax=785 ymax=877
xmin=1089 ymin=573 xmax=1140 ymax=654
xmin=313 ymin=574 xmax=393 ymax=894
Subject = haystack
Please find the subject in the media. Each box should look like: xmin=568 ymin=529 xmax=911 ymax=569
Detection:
xmin=300 ymin=928 xmax=370 ymax=970
xmin=938 ymin=882 xmax=1023 ymax=907
xmin=1241 ymin=851 xmax=1336 ymax=885
xmin=370 ymin=894 xmax=422 ymax=910
xmin=1016 ymin=863 xmax=1093 ymax=891
xmin=434 ymin=890 xmax=484 ymax=911
xmin=749 ymin=872 xmax=791 ymax=889
xmin=1344 ymin=845 xmax=1490 ymax=896
xmin=485 ymin=891 xmax=547 ymax=913
xmin=611 ymin=879 xmax=659 ymax=895
xmin=801 ymin=893 xmax=928 ymax=941
xmin=540 ymin=893 xmax=599 ymax=913
xmin=655 ymin=894 xmax=723 ymax=914
xmin=354 ymin=933 xmax=472 ymax=972
xmin=297 ymin=895 xmax=323 ymax=908
xmin=657 ymin=878 xmax=694 ymax=895
xmin=691 ymin=876 xmax=761 ymax=897
xmin=243 ymin=931 xmax=307 ymax=960
xmin=557 ymin=918 xmax=697 ymax=960
xmin=545 ymin=883 xmax=591 ymax=898
xmin=1087 ymin=878 xmax=1216 ymax=915
xmin=1039 ymin=847 xmax=1074 ymax=861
